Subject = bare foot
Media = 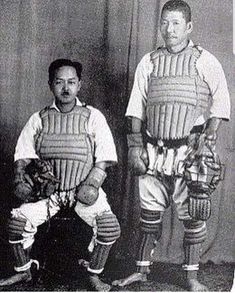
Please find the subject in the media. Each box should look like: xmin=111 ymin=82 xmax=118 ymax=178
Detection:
xmin=186 ymin=278 xmax=208 ymax=291
xmin=112 ymin=272 xmax=147 ymax=287
xmin=87 ymin=274 xmax=111 ymax=291
xmin=0 ymin=271 xmax=31 ymax=286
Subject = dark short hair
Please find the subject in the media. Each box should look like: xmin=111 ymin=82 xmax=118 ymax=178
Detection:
xmin=161 ymin=0 xmax=191 ymax=23
xmin=48 ymin=59 xmax=83 ymax=84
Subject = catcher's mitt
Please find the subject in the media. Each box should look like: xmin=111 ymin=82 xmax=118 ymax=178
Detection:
xmin=14 ymin=159 xmax=59 ymax=203
xmin=26 ymin=159 xmax=60 ymax=199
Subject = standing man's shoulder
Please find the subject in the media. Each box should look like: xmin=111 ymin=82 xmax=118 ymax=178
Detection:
xmin=196 ymin=45 xmax=224 ymax=69
xmin=194 ymin=44 xmax=228 ymax=89
xmin=137 ymin=51 xmax=154 ymax=69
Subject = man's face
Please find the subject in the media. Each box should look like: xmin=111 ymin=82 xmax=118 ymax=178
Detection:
xmin=50 ymin=66 xmax=81 ymax=105
xmin=160 ymin=10 xmax=192 ymax=51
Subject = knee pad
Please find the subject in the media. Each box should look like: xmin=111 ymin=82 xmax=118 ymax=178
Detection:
xmin=183 ymin=220 xmax=207 ymax=245
xmin=140 ymin=209 xmax=162 ymax=239
xmin=96 ymin=213 xmax=121 ymax=245
xmin=189 ymin=194 xmax=211 ymax=221
xmin=7 ymin=216 xmax=27 ymax=242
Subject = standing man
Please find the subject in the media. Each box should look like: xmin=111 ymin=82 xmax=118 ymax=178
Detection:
xmin=0 ymin=59 xmax=120 ymax=291
xmin=113 ymin=0 xmax=230 ymax=291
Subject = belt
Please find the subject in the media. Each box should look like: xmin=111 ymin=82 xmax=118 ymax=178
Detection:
xmin=145 ymin=124 xmax=205 ymax=149
xmin=190 ymin=124 xmax=205 ymax=134
xmin=145 ymin=135 xmax=188 ymax=148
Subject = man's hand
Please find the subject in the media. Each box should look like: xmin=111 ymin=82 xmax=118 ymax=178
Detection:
xmin=204 ymin=117 xmax=221 ymax=148
xmin=14 ymin=159 xmax=59 ymax=203
xmin=127 ymin=133 xmax=149 ymax=176
xmin=27 ymin=159 xmax=59 ymax=198
xmin=185 ymin=133 xmax=206 ymax=168
xmin=14 ymin=159 xmax=35 ymax=202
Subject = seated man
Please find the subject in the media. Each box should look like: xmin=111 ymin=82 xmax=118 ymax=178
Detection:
xmin=0 ymin=59 xmax=120 ymax=291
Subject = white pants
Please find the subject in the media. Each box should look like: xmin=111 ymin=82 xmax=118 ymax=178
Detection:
xmin=139 ymin=174 xmax=190 ymax=220
xmin=139 ymin=143 xmax=192 ymax=220
xmin=11 ymin=188 xmax=112 ymax=249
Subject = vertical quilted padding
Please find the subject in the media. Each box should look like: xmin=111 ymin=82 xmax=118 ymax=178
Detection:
xmin=36 ymin=106 xmax=94 ymax=191
xmin=146 ymin=47 xmax=211 ymax=140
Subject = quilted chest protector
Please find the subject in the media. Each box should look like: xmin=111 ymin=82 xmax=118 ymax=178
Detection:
xmin=146 ymin=46 xmax=211 ymax=140
xmin=36 ymin=106 xmax=94 ymax=191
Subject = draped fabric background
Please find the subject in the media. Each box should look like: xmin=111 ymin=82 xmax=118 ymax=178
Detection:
xmin=0 ymin=0 xmax=234 ymax=264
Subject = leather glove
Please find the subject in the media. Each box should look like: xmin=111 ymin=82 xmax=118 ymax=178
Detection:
xmin=75 ymin=167 xmax=107 ymax=206
xmin=127 ymin=133 xmax=149 ymax=176
xmin=14 ymin=159 xmax=35 ymax=202
xmin=27 ymin=159 xmax=59 ymax=198
xmin=14 ymin=159 xmax=59 ymax=203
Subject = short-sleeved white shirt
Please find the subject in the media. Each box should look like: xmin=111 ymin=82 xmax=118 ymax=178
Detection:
xmin=126 ymin=40 xmax=231 ymax=124
xmin=14 ymin=98 xmax=118 ymax=164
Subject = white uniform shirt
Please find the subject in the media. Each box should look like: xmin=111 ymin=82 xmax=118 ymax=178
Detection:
xmin=126 ymin=40 xmax=231 ymax=124
xmin=15 ymin=98 xmax=118 ymax=164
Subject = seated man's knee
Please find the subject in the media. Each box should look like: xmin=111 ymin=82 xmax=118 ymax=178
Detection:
xmin=183 ymin=220 xmax=207 ymax=245
xmin=140 ymin=209 xmax=163 ymax=240
xmin=96 ymin=213 xmax=121 ymax=245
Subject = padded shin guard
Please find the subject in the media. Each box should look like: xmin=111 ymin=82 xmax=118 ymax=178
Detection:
xmin=183 ymin=243 xmax=201 ymax=279
xmin=88 ymin=213 xmax=121 ymax=273
xmin=12 ymin=243 xmax=29 ymax=269
xmin=136 ymin=232 xmax=156 ymax=274
xmin=11 ymin=243 xmax=38 ymax=273
xmin=183 ymin=220 xmax=207 ymax=278
xmin=136 ymin=209 xmax=162 ymax=274
xmin=88 ymin=243 xmax=112 ymax=274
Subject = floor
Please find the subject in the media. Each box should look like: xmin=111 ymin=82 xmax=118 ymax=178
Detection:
xmin=0 ymin=260 xmax=234 ymax=291
xmin=0 ymin=213 xmax=234 ymax=292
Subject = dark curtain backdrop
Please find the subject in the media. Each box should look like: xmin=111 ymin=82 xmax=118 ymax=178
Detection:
xmin=0 ymin=0 xmax=234 ymax=264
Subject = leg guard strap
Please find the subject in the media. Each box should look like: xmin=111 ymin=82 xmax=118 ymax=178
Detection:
xmin=87 ymin=267 xmax=103 ymax=274
xmin=182 ymin=264 xmax=199 ymax=271
xmin=14 ymin=259 xmax=39 ymax=272
xmin=136 ymin=261 xmax=152 ymax=274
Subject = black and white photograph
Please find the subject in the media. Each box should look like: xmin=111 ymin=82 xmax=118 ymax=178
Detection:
xmin=0 ymin=0 xmax=234 ymax=291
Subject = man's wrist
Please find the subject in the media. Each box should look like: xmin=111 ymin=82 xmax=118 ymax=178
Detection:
xmin=127 ymin=133 xmax=144 ymax=148
xmin=85 ymin=167 xmax=107 ymax=189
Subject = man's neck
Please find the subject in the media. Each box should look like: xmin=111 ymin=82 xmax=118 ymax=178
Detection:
xmin=166 ymin=39 xmax=189 ymax=54
xmin=55 ymin=100 xmax=76 ymax=113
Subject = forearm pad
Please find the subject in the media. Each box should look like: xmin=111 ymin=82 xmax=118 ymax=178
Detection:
xmin=75 ymin=167 xmax=107 ymax=206
xmin=127 ymin=133 xmax=149 ymax=176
